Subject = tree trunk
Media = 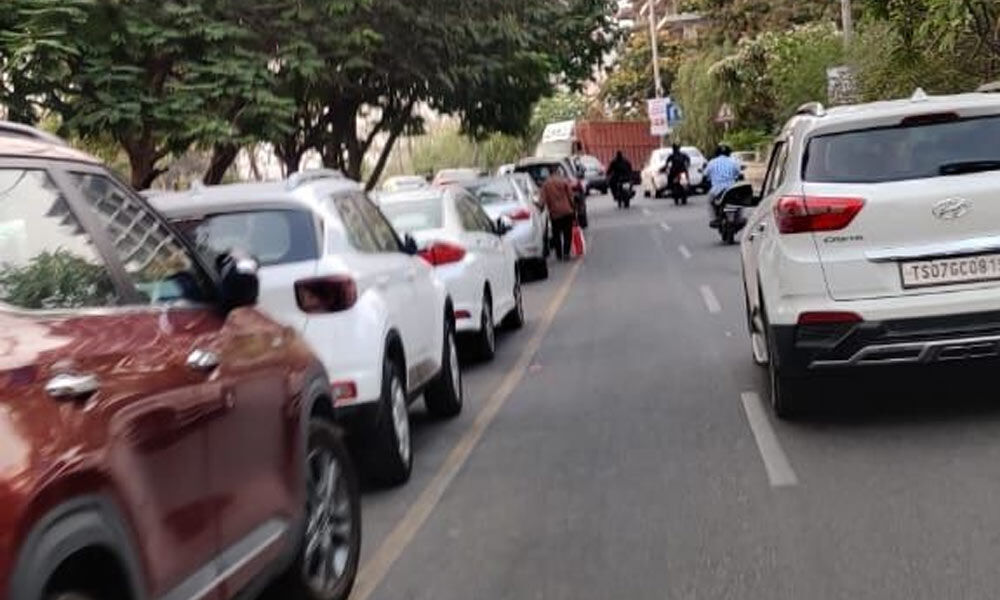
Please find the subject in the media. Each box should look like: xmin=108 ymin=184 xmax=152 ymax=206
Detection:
xmin=276 ymin=141 xmax=304 ymax=177
xmin=126 ymin=145 xmax=165 ymax=190
xmin=365 ymin=101 xmax=416 ymax=192
xmin=203 ymin=143 xmax=240 ymax=185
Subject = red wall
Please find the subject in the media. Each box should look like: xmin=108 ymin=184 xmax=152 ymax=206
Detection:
xmin=575 ymin=121 xmax=661 ymax=168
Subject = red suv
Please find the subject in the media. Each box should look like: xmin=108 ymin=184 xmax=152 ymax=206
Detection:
xmin=0 ymin=124 xmax=360 ymax=600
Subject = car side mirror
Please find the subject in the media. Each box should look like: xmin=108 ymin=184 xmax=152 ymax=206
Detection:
xmin=720 ymin=182 xmax=759 ymax=208
xmin=495 ymin=216 xmax=513 ymax=236
xmin=402 ymin=234 xmax=419 ymax=255
xmin=217 ymin=251 xmax=260 ymax=310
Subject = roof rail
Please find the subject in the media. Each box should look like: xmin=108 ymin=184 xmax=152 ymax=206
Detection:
xmin=977 ymin=81 xmax=1000 ymax=93
xmin=795 ymin=102 xmax=826 ymax=117
xmin=0 ymin=121 xmax=69 ymax=147
xmin=286 ymin=168 xmax=344 ymax=190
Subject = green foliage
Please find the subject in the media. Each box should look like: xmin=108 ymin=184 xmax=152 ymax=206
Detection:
xmin=0 ymin=250 xmax=117 ymax=310
xmin=722 ymin=128 xmax=773 ymax=152
xmin=692 ymin=0 xmax=839 ymax=43
xmin=599 ymin=30 xmax=688 ymax=119
xmin=526 ymin=92 xmax=592 ymax=145
xmin=673 ymin=50 xmax=727 ymax=153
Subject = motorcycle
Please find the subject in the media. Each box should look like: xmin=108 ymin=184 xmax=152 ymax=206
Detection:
xmin=612 ymin=178 xmax=636 ymax=209
xmin=710 ymin=182 xmax=753 ymax=244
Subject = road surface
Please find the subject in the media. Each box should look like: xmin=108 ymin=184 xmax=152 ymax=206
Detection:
xmin=348 ymin=193 xmax=1000 ymax=600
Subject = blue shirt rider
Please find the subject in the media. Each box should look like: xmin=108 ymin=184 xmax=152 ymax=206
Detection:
xmin=705 ymin=145 xmax=742 ymax=201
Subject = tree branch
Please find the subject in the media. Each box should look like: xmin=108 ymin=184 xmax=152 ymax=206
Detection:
xmin=365 ymin=99 xmax=416 ymax=191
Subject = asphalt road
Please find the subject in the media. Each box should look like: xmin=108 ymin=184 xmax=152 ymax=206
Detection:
xmin=348 ymin=192 xmax=1000 ymax=600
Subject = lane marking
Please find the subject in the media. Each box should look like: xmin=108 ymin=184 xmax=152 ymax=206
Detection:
xmin=699 ymin=285 xmax=722 ymax=314
xmin=352 ymin=259 xmax=585 ymax=600
xmin=659 ymin=222 xmax=671 ymax=232
xmin=678 ymin=245 xmax=692 ymax=260
xmin=740 ymin=392 xmax=799 ymax=487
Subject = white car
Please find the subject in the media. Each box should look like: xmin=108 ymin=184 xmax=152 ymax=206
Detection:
xmin=496 ymin=163 xmax=515 ymax=176
xmin=378 ymin=186 xmax=523 ymax=361
xmin=641 ymin=146 xmax=707 ymax=197
xmin=153 ymin=170 xmax=463 ymax=486
xmin=740 ymin=91 xmax=1000 ymax=418
xmin=382 ymin=174 xmax=430 ymax=192
xmin=459 ymin=175 xmax=550 ymax=280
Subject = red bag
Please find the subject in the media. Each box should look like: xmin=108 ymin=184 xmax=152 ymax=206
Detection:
xmin=571 ymin=224 xmax=586 ymax=257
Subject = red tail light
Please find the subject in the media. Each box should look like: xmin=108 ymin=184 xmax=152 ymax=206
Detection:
xmin=775 ymin=195 xmax=865 ymax=234
xmin=295 ymin=276 xmax=357 ymax=313
xmin=506 ymin=207 xmax=532 ymax=221
xmin=797 ymin=311 xmax=863 ymax=325
xmin=418 ymin=242 xmax=466 ymax=266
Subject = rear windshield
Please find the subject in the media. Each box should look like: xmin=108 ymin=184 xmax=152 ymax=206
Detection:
xmin=515 ymin=163 xmax=566 ymax=186
xmin=381 ymin=200 xmax=444 ymax=233
xmin=174 ymin=209 xmax=318 ymax=266
xmin=463 ymin=179 xmax=519 ymax=206
xmin=804 ymin=115 xmax=1000 ymax=183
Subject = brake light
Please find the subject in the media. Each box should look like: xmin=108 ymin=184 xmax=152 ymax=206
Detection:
xmin=418 ymin=242 xmax=466 ymax=266
xmin=797 ymin=311 xmax=863 ymax=325
xmin=331 ymin=381 xmax=358 ymax=406
xmin=775 ymin=195 xmax=865 ymax=234
xmin=506 ymin=207 xmax=532 ymax=221
xmin=295 ymin=276 xmax=358 ymax=313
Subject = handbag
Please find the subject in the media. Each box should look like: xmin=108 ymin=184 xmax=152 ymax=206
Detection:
xmin=571 ymin=224 xmax=586 ymax=257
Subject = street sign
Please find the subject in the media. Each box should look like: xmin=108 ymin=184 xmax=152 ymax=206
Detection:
xmin=827 ymin=66 xmax=859 ymax=105
xmin=667 ymin=102 xmax=684 ymax=125
xmin=647 ymin=98 xmax=670 ymax=136
xmin=715 ymin=103 xmax=735 ymax=124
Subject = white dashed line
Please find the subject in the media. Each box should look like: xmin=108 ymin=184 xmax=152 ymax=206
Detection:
xmin=678 ymin=245 xmax=692 ymax=260
xmin=659 ymin=222 xmax=671 ymax=232
xmin=740 ymin=392 xmax=799 ymax=487
xmin=699 ymin=285 xmax=722 ymax=314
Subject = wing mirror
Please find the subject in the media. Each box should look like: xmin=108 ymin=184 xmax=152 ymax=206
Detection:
xmin=217 ymin=251 xmax=260 ymax=310
xmin=402 ymin=234 xmax=419 ymax=255
xmin=495 ymin=216 xmax=514 ymax=236
xmin=720 ymin=182 xmax=760 ymax=208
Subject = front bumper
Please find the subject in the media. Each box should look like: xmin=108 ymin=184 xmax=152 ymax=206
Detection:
xmin=771 ymin=309 xmax=1000 ymax=377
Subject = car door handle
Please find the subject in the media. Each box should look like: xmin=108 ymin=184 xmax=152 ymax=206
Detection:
xmin=46 ymin=373 xmax=99 ymax=399
xmin=186 ymin=349 xmax=220 ymax=372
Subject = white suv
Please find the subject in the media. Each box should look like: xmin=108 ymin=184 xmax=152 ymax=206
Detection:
xmin=153 ymin=170 xmax=463 ymax=485
xmin=740 ymin=91 xmax=1000 ymax=418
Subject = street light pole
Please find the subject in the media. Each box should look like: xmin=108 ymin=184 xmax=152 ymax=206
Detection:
xmin=647 ymin=0 xmax=663 ymax=98
xmin=841 ymin=0 xmax=853 ymax=48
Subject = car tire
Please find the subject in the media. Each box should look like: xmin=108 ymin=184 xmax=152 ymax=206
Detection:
xmin=475 ymin=294 xmax=496 ymax=361
xmin=745 ymin=290 xmax=768 ymax=368
xmin=282 ymin=419 xmax=361 ymax=600
xmin=425 ymin=318 xmax=463 ymax=418
xmin=533 ymin=257 xmax=549 ymax=281
xmin=364 ymin=358 xmax=412 ymax=486
xmin=762 ymin=302 xmax=804 ymax=419
xmin=503 ymin=276 xmax=525 ymax=330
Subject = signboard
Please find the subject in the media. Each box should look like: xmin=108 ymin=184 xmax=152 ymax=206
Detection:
xmin=540 ymin=120 xmax=576 ymax=144
xmin=827 ymin=66 xmax=859 ymax=105
xmin=647 ymin=98 xmax=670 ymax=136
xmin=715 ymin=103 xmax=735 ymax=124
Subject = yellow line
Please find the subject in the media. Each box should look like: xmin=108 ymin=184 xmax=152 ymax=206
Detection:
xmin=351 ymin=260 xmax=584 ymax=600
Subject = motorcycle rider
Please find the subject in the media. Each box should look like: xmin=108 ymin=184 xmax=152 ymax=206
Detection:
xmin=704 ymin=144 xmax=743 ymax=226
xmin=660 ymin=143 xmax=691 ymax=205
xmin=608 ymin=150 xmax=633 ymax=208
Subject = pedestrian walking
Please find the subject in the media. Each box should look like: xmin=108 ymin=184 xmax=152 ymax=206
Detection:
xmin=539 ymin=168 xmax=577 ymax=261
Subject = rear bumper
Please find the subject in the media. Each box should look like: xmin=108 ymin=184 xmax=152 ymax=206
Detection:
xmin=772 ymin=309 xmax=1000 ymax=377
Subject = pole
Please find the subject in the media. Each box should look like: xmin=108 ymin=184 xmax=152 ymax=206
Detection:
xmin=841 ymin=0 xmax=853 ymax=48
xmin=647 ymin=1 xmax=663 ymax=98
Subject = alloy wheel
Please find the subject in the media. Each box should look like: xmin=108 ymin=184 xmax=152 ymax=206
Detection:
xmin=448 ymin=330 xmax=461 ymax=399
xmin=303 ymin=447 xmax=354 ymax=595
xmin=389 ymin=375 xmax=410 ymax=465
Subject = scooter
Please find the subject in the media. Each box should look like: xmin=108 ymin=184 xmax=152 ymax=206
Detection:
xmin=612 ymin=179 xmax=635 ymax=209
xmin=710 ymin=183 xmax=753 ymax=245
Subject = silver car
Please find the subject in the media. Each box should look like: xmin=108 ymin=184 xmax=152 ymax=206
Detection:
xmin=460 ymin=174 xmax=550 ymax=280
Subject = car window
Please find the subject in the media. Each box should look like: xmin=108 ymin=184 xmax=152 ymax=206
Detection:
xmin=803 ymin=115 xmax=1000 ymax=183
xmin=464 ymin=178 xmax=518 ymax=206
xmin=73 ymin=173 xmax=211 ymax=305
xmin=761 ymin=141 xmax=788 ymax=197
xmin=174 ymin=209 xmax=318 ymax=266
xmin=354 ymin=195 xmax=401 ymax=252
xmin=455 ymin=196 xmax=483 ymax=231
xmin=0 ymin=169 xmax=119 ymax=310
xmin=381 ymin=199 xmax=445 ymax=233
xmin=332 ymin=195 xmax=379 ymax=252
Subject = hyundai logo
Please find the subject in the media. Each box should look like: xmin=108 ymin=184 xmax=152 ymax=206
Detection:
xmin=932 ymin=198 xmax=971 ymax=220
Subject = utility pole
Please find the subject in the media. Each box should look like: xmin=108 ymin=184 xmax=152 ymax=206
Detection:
xmin=647 ymin=0 xmax=663 ymax=98
xmin=841 ymin=0 xmax=853 ymax=48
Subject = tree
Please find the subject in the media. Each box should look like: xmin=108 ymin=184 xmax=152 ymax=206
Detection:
xmin=599 ymin=30 xmax=687 ymax=119
xmin=691 ymin=0 xmax=839 ymax=43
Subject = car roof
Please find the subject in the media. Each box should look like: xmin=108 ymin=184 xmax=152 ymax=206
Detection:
xmin=150 ymin=174 xmax=361 ymax=217
xmin=377 ymin=187 xmax=450 ymax=205
xmin=517 ymin=156 xmax=570 ymax=167
xmin=0 ymin=124 xmax=100 ymax=165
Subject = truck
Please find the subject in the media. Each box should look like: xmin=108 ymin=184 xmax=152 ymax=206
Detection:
xmin=535 ymin=120 xmax=661 ymax=170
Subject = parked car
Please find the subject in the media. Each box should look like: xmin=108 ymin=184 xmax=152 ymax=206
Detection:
xmin=496 ymin=163 xmax=515 ymax=176
xmin=740 ymin=92 xmax=1000 ymax=418
xmin=432 ymin=168 xmax=482 ymax=186
xmin=514 ymin=156 xmax=588 ymax=228
xmin=153 ymin=170 xmax=463 ymax=486
xmin=577 ymin=154 xmax=609 ymax=195
xmin=0 ymin=125 xmax=361 ymax=600
xmin=382 ymin=174 xmax=430 ymax=192
xmin=641 ymin=146 xmax=707 ymax=197
xmin=378 ymin=187 xmax=524 ymax=361
xmin=460 ymin=176 xmax=550 ymax=280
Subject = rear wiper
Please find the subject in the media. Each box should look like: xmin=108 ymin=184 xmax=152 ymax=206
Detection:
xmin=938 ymin=160 xmax=1000 ymax=176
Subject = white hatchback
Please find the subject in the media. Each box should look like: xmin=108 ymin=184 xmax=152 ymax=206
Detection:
xmin=642 ymin=146 xmax=707 ymax=197
xmin=378 ymin=186 xmax=524 ymax=361
xmin=153 ymin=170 xmax=463 ymax=486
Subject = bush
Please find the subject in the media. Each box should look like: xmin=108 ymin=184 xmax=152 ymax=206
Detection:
xmin=722 ymin=129 xmax=772 ymax=153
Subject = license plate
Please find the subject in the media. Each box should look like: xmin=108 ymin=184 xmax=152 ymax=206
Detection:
xmin=900 ymin=253 xmax=1000 ymax=288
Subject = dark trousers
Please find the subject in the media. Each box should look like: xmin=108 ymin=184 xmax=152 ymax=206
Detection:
xmin=551 ymin=215 xmax=574 ymax=259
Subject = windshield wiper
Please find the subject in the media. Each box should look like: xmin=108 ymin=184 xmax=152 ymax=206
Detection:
xmin=939 ymin=160 xmax=1000 ymax=176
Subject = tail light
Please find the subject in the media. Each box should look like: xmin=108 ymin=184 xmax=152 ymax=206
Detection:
xmin=775 ymin=195 xmax=865 ymax=234
xmin=797 ymin=311 xmax=863 ymax=325
xmin=506 ymin=207 xmax=532 ymax=221
xmin=295 ymin=276 xmax=357 ymax=313
xmin=418 ymin=242 xmax=466 ymax=266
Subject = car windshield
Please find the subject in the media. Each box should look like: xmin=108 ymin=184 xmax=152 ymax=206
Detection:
xmin=380 ymin=199 xmax=444 ymax=233
xmin=804 ymin=115 xmax=1000 ymax=183
xmin=463 ymin=178 xmax=519 ymax=206
xmin=516 ymin=163 xmax=564 ymax=186
xmin=173 ymin=209 xmax=318 ymax=266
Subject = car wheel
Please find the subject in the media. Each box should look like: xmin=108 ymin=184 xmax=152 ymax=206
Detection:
xmin=746 ymin=290 xmax=769 ymax=368
xmin=762 ymin=302 xmax=803 ymax=419
xmin=425 ymin=318 xmax=463 ymax=418
xmin=503 ymin=276 xmax=525 ymax=330
xmin=284 ymin=420 xmax=361 ymax=600
xmin=475 ymin=294 xmax=496 ymax=361
xmin=534 ymin=257 xmax=549 ymax=281
xmin=364 ymin=358 xmax=412 ymax=486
